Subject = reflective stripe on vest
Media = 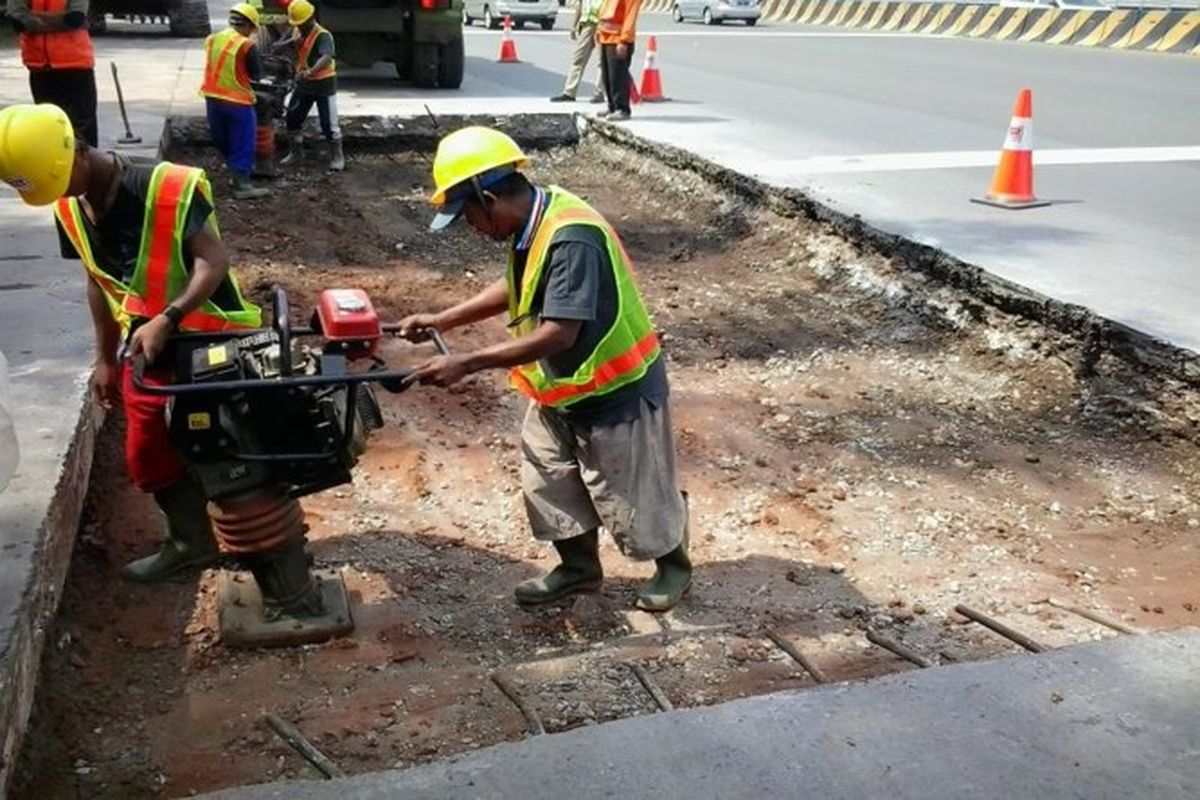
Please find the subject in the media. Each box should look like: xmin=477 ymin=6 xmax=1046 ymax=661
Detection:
xmin=57 ymin=166 xmax=260 ymax=335
xmin=20 ymin=0 xmax=95 ymax=70
xmin=119 ymin=163 xmax=262 ymax=332
xmin=297 ymin=25 xmax=337 ymax=80
xmin=55 ymin=197 xmax=134 ymax=336
xmin=506 ymin=188 xmax=660 ymax=408
xmin=200 ymin=28 xmax=254 ymax=106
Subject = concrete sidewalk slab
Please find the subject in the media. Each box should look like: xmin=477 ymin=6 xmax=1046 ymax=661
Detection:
xmin=0 ymin=34 xmax=194 ymax=788
xmin=203 ymin=630 xmax=1200 ymax=800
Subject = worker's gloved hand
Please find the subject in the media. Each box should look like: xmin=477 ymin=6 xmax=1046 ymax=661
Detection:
xmin=92 ymin=358 xmax=121 ymax=411
xmin=398 ymin=313 xmax=441 ymax=341
xmin=129 ymin=315 xmax=175 ymax=366
xmin=410 ymin=354 xmax=472 ymax=388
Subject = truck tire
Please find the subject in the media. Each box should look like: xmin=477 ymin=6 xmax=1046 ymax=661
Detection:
xmin=540 ymin=17 xmax=554 ymax=30
xmin=412 ymin=42 xmax=439 ymax=89
xmin=168 ymin=0 xmax=211 ymax=37
xmin=438 ymin=37 xmax=465 ymax=89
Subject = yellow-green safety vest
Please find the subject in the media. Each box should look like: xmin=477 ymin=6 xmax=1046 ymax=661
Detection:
xmin=507 ymin=187 xmax=660 ymax=408
xmin=55 ymin=162 xmax=262 ymax=337
xmin=200 ymin=28 xmax=255 ymax=106
xmin=582 ymin=0 xmax=602 ymax=25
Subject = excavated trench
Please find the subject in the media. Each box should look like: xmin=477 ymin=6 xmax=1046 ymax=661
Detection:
xmin=13 ymin=118 xmax=1200 ymax=798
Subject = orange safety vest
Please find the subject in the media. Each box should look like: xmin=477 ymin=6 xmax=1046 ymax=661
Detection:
xmin=200 ymin=28 xmax=255 ymax=106
xmin=596 ymin=0 xmax=639 ymax=43
xmin=297 ymin=24 xmax=337 ymax=80
xmin=54 ymin=162 xmax=262 ymax=336
xmin=19 ymin=0 xmax=95 ymax=70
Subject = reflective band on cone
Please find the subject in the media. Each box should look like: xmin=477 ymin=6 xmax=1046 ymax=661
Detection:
xmin=638 ymin=35 xmax=665 ymax=102
xmin=972 ymin=88 xmax=1050 ymax=210
xmin=499 ymin=16 xmax=519 ymax=63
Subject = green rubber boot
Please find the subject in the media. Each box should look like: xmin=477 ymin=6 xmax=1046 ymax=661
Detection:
xmin=121 ymin=475 xmax=220 ymax=583
xmin=636 ymin=493 xmax=693 ymax=612
xmin=514 ymin=529 xmax=604 ymax=606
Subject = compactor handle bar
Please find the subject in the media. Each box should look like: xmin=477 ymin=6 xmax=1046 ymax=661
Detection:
xmin=131 ymin=286 xmax=450 ymax=397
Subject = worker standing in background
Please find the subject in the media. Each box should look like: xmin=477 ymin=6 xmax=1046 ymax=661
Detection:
xmin=400 ymin=127 xmax=693 ymax=612
xmin=596 ymin=0 xmax=641 ymax=121
xmin=279 ymin=0 xmax=344 ymax=172
xmin=549 ymin=0 xmax=606 ymax=105
xmin=6 ymin=0 xmax=99 ymax=147
xmin=0 ymin=104 xmax=262 ymax=583
xmin=200 ymin=3 xmax=270 ymax=200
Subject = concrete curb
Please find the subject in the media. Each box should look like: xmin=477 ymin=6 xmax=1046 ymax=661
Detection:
xmin=162 ymin=113 xmax=581 ymax=153
xmin=644 ymin=0 xmax=1200 ymax=56
xmin=0 ymin=401 xmax=101 ymax=788
xmin=583 ymin=116 xmax=1200 ymax=388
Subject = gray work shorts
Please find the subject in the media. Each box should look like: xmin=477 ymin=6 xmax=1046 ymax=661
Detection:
xmin=520 ymin=398 xmax=687 ymax=561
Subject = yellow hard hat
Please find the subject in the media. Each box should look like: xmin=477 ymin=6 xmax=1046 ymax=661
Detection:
xmin=288 ymin=0 xmax=315 ymax=25
xmin=0 ymin=104 xmax=76 ymax=207
xmin=230 ymin=2 xmax=260 ymax=25
xmin=428 ymin=127 xmax=528 ymax=229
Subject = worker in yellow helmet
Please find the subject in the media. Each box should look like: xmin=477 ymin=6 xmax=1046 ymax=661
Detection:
xmin=200 ymin=3 xmax=270 ymax=199
xmin=0 ymin=104 xmax=262 ymax=583
xmin=400 ymin=127 xmax=692 ymax=612
xmin=277 ymin=0 xmax=343 ymax=171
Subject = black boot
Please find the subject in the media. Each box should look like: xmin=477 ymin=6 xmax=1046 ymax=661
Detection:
xmin=514 ymin=529 xmax=603 ymax=605
xmin=232 ymin=173 xmax=269 ymax=200
xmin=121 ymin=475 xmax=220 ymax=583
xmin=636 ymin=493 xmax=692 ymax=612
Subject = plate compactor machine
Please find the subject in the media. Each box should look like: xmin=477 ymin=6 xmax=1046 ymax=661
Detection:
xmin=135 ymin=286 xmax=446 ymax=647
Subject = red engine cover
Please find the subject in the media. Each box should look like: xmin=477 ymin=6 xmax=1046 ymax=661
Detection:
xmin=316 ymin=289 xmax=381 ymax=359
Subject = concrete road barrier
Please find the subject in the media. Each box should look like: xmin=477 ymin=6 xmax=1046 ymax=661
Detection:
xmin=644 ymin=0 xmax=1200 ymax=56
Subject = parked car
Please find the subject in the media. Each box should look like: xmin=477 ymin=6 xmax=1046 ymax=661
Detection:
xmin=463 ymin=0 xmax=557 ymax=29
xmin=673 ymin=0 xmax=760 ymax=25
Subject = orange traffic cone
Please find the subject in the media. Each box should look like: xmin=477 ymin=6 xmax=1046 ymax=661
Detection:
xmin=972 ymin=88 xmax=1049 ymax=210
xmin=638 ymin=35 xmax=665 ymax=102
xmin=499 ymin=16 xmax=519 ymax=63
xmin=629 ymin=74 xmax=641 ymax=105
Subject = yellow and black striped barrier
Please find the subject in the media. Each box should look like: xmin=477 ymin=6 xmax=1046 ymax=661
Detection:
xmin=641 ymin=0 xmax=1200 ymax=56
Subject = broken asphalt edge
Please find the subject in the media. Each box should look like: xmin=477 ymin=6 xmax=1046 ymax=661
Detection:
xmin=165 ymin=110 xmax=1200 ymax=389
xmin=582 ymin=116 xmax=1200 ymax=389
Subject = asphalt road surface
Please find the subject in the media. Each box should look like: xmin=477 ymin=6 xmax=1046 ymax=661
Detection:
xmin=333 ymin=10 xmax=1200 ymax=351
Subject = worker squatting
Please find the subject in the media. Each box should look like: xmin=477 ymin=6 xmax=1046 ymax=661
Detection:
xmin=0 ymin=45 xmax=693 ymax=613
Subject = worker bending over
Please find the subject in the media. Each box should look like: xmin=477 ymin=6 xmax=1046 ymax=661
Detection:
xmin=0 ymin=104 xmax=262 ymax=583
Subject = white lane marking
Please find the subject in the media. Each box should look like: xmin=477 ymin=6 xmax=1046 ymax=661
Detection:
xmin=461 ymin=29 xmax=941 ymax=38
xmin=755 ymin=146 xmax=1200 ymax=175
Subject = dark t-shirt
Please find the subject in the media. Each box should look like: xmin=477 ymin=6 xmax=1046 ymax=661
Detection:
xmin=512 ymin=217 xmax=668 ymax=427
xmin=57 ymin=157 xmax=242 ymax=312
xmin=243 ymin=41 xmax=264 ymax=82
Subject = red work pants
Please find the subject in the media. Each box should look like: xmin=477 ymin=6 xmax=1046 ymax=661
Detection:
xmin=121 ymin=361 xmax=186 ymax=493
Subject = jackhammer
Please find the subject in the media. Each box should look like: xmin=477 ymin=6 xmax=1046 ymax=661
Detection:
xmin=250 ymin=54 xmax=295 ymax=180
xmin=134 ymin=286 xmax=445 ymax=647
